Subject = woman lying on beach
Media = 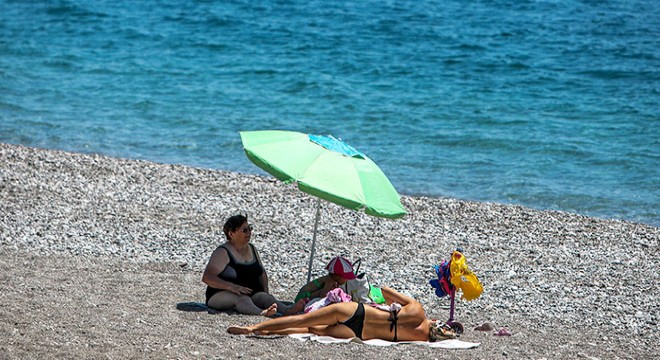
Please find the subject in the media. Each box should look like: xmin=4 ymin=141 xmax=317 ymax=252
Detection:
xmin=228 ymin=286 xmax=456 ymax=342
xmin=202 ymin=214 xmax=303 ymax=316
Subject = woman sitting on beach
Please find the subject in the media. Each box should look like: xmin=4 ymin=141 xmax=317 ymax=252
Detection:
xmin=202 ymin=214 xmax=303 ymax=316
xmin=228 ymin=286 xmax=456 ymax=342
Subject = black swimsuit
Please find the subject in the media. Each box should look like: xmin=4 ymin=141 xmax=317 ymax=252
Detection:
xmin=389 ymin=308 xmax=399 ymax=342
xmin=205 ymin=244 xmax=265 ymax=305
xmin=339 ymin=302 xmax=365 ymax=339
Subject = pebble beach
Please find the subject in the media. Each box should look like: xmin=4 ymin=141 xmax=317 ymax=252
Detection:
xmin=1 ymin=142 xmax=658 ymax=359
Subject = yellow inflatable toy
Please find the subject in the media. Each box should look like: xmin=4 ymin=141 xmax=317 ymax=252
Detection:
xmin=449 ymin=250 xmax=483 ymax=301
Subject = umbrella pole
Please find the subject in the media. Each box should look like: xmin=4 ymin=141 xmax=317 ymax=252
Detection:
xmin=307 ymin=198 xmax=322 ymax=283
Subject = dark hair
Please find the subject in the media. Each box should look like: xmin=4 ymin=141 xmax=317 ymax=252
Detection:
xmin=223 ymin=214 xmax=248 ymax=240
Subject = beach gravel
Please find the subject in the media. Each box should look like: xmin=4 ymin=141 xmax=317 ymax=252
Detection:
xmin=1 ymin=143 xmax=658 ymax=359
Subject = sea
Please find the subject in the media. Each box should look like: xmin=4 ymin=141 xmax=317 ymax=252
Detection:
xmin=1 ymin=0 xmax=658 ymax=226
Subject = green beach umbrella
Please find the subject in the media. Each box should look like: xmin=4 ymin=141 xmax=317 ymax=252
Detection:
xmin=240 ymin=130 xmax=406 ymax=282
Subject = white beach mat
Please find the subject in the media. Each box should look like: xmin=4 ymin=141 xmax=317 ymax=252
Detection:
xmin=288 ymin=333 xmax=480 ymax=349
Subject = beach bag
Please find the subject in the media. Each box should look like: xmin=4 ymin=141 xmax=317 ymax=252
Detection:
xmin=341 ymin=258 xmax=385 ymax=304
xmin=344 ymin=274 xmax=371 ymax=303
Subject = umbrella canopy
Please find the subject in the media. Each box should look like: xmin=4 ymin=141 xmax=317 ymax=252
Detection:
xmin=240 ymin=130 xmax=406 ymax=281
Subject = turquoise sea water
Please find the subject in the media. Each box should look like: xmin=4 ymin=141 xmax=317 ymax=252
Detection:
xmin=1 ymin=0 xmax=658 ymax=226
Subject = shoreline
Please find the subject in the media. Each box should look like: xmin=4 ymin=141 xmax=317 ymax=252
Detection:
xmin=4 ymin=142 xmax=656 ymax=228
xmin=1 ymin=142 xmax=658 ymax=359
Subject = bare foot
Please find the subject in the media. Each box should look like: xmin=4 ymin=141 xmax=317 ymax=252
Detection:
xmin=227 ymin=326 xmax=251 ymax=335
xmin=260 ymin=303 xmax=277 ymax=317
xmin=284 ymin=299 xmax=306 ymax=315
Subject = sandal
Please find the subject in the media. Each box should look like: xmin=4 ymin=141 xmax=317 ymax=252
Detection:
xmin=494 ymin=327 xmax=512 ymax=336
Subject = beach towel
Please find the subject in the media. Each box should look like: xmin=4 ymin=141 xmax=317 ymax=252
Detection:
xmin=288 ymin=333 xmax=480 ymax=349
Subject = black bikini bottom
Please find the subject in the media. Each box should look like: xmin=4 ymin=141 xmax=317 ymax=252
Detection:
xmin=339 ymin=302 xmax=365 ymax=339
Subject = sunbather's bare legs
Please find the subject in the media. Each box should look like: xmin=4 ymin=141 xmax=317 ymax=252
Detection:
xmin=227 ymin=302 xmax=357 ymax=335
xmin=248 ymin=324 xmax=356 ymax=339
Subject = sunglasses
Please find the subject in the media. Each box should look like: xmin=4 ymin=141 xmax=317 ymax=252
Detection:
xmin=239 ymin=225 xmax=253 ymax=234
